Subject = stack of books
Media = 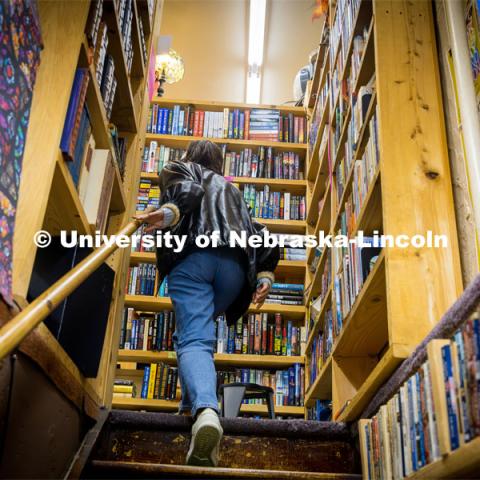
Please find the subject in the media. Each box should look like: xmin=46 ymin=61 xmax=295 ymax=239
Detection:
xmin=136 ymin=179 xmax=160 ymax=211
xmin=242 ymin=184 xmax=306 ymax=220
xmin=279 ymin=247 xmax=306 ymax=261
xmin=358 ymin=315 xmax=480 ymax=479
xmin=217 ymin=364 xmax=305 ymax=407
xmin=142 ymin=141 xmax=185 ymax=174
xmin=146 ymin=105 xmax=306 ymax=143
xmin=113 ymin=379 xmax=136 ymax=398
xmin=126 ymin=263 xmax=157 ymax=296
xmin=140 ymin=363 xmax=179 ymax=400
xmin=266 ymin=282 xmax=304 ymax=306
xmin=120 ymin=308 xmax=175 ymax=351
xmin=223 ymin=146 xmax=302 ymax=180
xmin=215 ymin=313 xmax=305 ymax=356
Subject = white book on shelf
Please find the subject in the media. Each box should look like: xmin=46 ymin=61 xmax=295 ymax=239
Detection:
xmin=284 ymin=192 xmax=291 ymax=220
xmin=82 ymin=148 xmax=113 ymax=234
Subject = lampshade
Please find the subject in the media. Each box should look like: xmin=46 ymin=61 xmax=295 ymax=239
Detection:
xmin=155 ymin=49 xmax=185 ymax=84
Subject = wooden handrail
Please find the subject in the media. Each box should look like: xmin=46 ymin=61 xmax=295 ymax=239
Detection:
xmin=0 ymin=210 xmax=154 ymax=360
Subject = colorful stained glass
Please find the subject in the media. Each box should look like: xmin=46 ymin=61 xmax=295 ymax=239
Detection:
xmin=0 ymin=0 xmax=42 ymax=306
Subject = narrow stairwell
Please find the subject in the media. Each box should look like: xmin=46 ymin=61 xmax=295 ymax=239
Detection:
xmin=82 ymin=410 xmax=362 ymax=479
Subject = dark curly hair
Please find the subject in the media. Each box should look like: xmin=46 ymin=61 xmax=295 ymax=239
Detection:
xmin=184 ymin=140 xmax=224 ymax=175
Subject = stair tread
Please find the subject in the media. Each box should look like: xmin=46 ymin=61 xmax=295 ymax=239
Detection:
xmin=109 ymin=410 xmax=351 ymax=440
xmin=91 ymin=460 xmax=362 ymax=479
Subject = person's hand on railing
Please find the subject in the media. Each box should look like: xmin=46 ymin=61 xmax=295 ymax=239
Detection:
xmin=134 ymin=205 xmax=178 ymax=233
xmin=134 ymin=209 xmax=165 ymax=233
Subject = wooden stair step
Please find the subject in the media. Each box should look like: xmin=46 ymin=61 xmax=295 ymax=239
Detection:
xmin=89 ymin=460 xmax=363 ymax=479
xmin=87 ymin=411 xmax=361 ymax=475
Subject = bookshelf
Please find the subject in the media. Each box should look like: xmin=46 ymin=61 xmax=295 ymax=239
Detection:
xmin=114 ymin=98 xmax=309 ymax=417
xmin=302 ymin=0 xmax=462 ymax=423
xmin=14 ymin=0 xmax=164 ymax=414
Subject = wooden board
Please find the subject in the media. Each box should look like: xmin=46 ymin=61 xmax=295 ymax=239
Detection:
xmin=145 ymin=133 xmax=307 ymax=153
xmin=151 ymin=98 xmax=306 ymax=115
xmin=124 ymin=295 xmax=306 ymax=321
xmin=374 ymin=0 xmax=463 ymax=347
xmin=116 ymin=350 xmax=304 ymax=368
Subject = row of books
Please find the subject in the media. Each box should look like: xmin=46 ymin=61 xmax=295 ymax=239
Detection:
xmin=333 ymin=240 xmax=381 ymax=330
xmin=215 ymin=314 xmax=306 ymax=357
xmin=335 ymin=105 xmax=378 ymax=211
xmin=126 ymin=263 xmax=157 ymax=296
xmin=131 ymin=225 xmax=155 ymax=252
xmin=136 ymin=179 xmax=160 ymax=211
xmin=266 ymin=282 xmax=304 ymax=306
xmin=60 ymin=68 xmax=115 ymax=234
xmin=142 ymin=142 xmax=185 ymax=174
xmin=333 ymin=38 xmax=373 ymax=159
xmin=359 ymin=315 xmax=480 ymax=479
xmin=138 ymin=12 xmax=147 ymax=65
xmin=91 ymin=19 xmax=118 ymax=120
xmin=310 ymin=254 xmax=332 ymax=314
xmin=120 ymin=308 xmax=175 ymax=351
xmin=338 ymin=0 xmax=362 ymax=71
xmin=217 ymin=365 xmax=305 ymax=407
xmin=110 ymin=124 xmax=127 ymax=179
xmin=308 ymin=308 xmax=334 ymax=388
xmin=223 ymin=147 xmax=303 ymax=180
xmin=307 ymin=399 xmax=332 ymax=421
xmin=141 ymin=140 xmax=305 ymax=182
xmin=146 ymin=105 xmax=306 ymax=143
xmin=115 ymin=0 xmax=134 ymax=73
xmin=241 ymin=184 xmax=306 ymax=221
xmin=308 ymin=84 xmax=329 ymax=154
xmin=140 ymin=362 xmax=179 ymax=400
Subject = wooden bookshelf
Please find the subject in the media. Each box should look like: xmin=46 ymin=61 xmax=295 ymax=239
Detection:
xmin=407 ymin=436 xmax=480 ymax=479
xmin=13 ymin=0 xmax=164 ymax=416
xmin=118 ymin=97 xmax=310 ymax=416
xmin=111 ymin=397 xmax=305 ymax=417
xmin=302 ymin=0 xmax=462 ymax=422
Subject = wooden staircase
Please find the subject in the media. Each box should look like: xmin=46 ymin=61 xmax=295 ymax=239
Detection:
xmin=81 ymin=411 xmax=362 ymax=479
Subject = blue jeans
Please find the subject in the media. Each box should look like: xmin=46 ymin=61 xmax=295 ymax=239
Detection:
xmin=168 ymin=247 xmax=246 ymax=417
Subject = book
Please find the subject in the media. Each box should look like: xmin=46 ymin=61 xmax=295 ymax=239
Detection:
xmin=82 ymin=149 xmax=114 ymax=234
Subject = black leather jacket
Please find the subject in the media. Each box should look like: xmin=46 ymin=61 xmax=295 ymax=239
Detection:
xmin=155 ymin=160 xmax=279 ymax=324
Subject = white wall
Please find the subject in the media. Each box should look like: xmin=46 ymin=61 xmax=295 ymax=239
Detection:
xmin=159 ymin=0 xmax=322 ymax=105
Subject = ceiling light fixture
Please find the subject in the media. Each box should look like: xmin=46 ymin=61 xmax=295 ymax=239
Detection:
xmin=246 ymin=0 xmax=267 ymax=104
